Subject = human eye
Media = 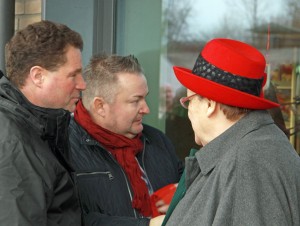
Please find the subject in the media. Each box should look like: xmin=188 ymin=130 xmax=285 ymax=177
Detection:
xmin=69 ymin=69 xmax=82 ymax=78
xmin=128 ymin=97 xmax=141 ymax=105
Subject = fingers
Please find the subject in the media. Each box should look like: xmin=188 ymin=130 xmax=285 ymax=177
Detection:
xmin=157 ymin=204 xmax=169 ymax=214
xmin=149 ymin=215 xmax=165 ymax=226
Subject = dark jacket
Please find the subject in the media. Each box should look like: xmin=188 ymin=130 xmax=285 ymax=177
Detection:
xmin=0 ymin=76 xmax=81 ymax=226
xmin=68 ymin=117 xmax=183 ymax=226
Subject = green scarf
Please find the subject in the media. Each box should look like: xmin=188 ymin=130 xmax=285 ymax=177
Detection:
xmin=162 ymin=148 xmax=199 ymax=225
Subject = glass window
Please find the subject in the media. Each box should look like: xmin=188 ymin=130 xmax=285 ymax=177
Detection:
xmin=160 ymin=0 xmax=300 ymax=158
xmin=14 ymin=0 xmax=300 ymax=158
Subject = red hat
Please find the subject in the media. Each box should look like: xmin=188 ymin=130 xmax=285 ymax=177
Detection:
xmin=173 ymin=38 xmax=279 ymax=109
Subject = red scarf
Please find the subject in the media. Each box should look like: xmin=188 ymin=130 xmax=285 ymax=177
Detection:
xmin=74 ymin=100 xmax=152 ymax=217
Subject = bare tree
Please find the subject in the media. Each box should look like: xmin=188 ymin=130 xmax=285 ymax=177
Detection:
xmin=226 ymin=0 xmax=266 ymax=43
xmin=226 ymin=0 xmax=268 ymax=29
xmin=201 ymin=13 xmax=246 ymax=41
xmin=285 ymin=0 xmax=300 ymax=28
xmin=162 ymin=0 xmax=194 ymax=43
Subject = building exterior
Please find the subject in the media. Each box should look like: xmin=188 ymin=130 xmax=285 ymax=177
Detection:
xmin=2 ymin=0 xmax=300 ymax=156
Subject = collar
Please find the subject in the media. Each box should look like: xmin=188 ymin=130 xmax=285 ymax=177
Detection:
xmin=81 ymin=130 xmax=150 ymax=147
xmin=0 ymin=76 xmax=70 ymax=141
xmin=194 ymin=110 xmax=274 ymax=175
xmin=76 ymin=121 xmax=150 ymax=146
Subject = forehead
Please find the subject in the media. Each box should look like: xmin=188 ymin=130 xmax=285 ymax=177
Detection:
xmin=56 ymin=46 xmax=82 ymax=73
xmin=117 ymin=72 xmax=147 ymax=86
xmin=64 ymin=46 xmax=82 ymax=65
xmin=114 ymin=73 xmax=148 ymax=97
xmin=187 ymin=89 xmax=195 ymax=95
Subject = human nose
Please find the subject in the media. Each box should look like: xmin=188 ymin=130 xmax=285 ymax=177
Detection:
xmin=76 ymin=74 xmax=86 ymax=91
xmin=140 ymin=100 xmax=150 ymax=114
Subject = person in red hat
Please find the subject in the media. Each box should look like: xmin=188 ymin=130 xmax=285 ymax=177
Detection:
xmin=158 ymin=38 xmax=300 ymax=226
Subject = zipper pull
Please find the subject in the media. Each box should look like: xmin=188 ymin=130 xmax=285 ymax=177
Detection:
xmin=108 ymin=172 xmax=114 ymax=180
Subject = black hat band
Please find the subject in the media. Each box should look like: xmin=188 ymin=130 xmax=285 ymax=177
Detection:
xmin=192 ymin=55 xmax=264 ymax=96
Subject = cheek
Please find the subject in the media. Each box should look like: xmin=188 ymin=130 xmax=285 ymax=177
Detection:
xmin=46 ymin=80 xmax=68 ymax=95
xmin=187 ymin=112 xmax=202 ymax=145
xmin=188 ymin=108 xmax=202 ymax=131
xmin=60 ymin=81 xmax=75 ymax=92
xmin=187 ymin=107 xmax=196 ymax=123
xmin=109 ymin=111 xmax=128 ymax=126
xmin=187 ymin=111 xmax=196 ymax=130
xmin=54 ymin=79 xmax=74 ymax=90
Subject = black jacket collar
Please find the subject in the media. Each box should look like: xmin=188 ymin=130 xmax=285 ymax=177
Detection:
xmin=0 ymin=75 xmax=73 ymax=171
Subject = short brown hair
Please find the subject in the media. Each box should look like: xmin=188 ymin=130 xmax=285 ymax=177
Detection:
xmin=219 ymin=103 xmax=251 ymax=121
xmin=5 ymin=20 xmax=83 ymax=88
xmin=82 ymin=54 xmax=144 ymax=106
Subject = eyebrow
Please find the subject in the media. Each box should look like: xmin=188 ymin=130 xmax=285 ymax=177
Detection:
xmin=68 ymin=68 xmax=82 ymax=76
xmin=132 ymin=91 xmax=149 ymax=99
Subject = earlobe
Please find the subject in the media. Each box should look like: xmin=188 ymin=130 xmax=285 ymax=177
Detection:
xmin=29 ymin=66 xmax=44 ymax=87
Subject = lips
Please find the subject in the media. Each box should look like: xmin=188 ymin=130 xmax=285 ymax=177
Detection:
xmin=134 ymin=118 xmax=143 ymax=123
xmin=72 ymin=97 xmax=80 ymax=102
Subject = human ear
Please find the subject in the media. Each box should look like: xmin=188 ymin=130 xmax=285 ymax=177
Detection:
xmin=93 ymin=97 xmax=106 ymax=117
xmin=29 ymin=66 xmax=45 ymax=87
xmin=206 ymin=99 xmax=217 ymax=117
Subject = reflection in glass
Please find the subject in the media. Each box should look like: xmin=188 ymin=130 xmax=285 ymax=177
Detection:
xmin=160 ymin=0 xmax=300 ymax=156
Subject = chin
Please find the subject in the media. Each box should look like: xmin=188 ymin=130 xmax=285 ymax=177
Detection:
xmin=134 ymin=121 xmax=143 ymax=129
xmin=64 ymin=106 xmax=74 ymax=112
xmin=132 ymin=127 xmax=143 ymax=136
xmin=195 ymin=135 xmax=202 ymax=146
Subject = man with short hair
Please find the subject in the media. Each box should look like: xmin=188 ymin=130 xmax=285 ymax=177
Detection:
xmin=0 ymin=20 xmax=86 ymax=226
xmin=160 ymin=38 xmax=300 ymax=226
xmin=69 ymin=54 xmax=183 ymax=226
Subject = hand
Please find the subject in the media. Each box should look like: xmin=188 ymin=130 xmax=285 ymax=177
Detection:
xmin=155 ymin=200 xmax=169 ymax=214
xmin=149 ymin=215 xmax=165 ymax=226
xmin=154 ymin=183 xmax=178 ymax=215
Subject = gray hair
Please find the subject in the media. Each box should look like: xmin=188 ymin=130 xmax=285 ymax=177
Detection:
xmin=82 ymin=54 xmax=144 ymax=107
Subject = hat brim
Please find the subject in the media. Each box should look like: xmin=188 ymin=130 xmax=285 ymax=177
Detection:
xmin=173 ymin=66 xmax=280 ymax=109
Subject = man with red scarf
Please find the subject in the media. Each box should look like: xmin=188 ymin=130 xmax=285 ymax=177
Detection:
xmin=68 ymin=54 xmax=183 ymax=226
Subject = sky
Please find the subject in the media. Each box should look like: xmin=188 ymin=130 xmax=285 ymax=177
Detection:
xmin=160 ymin=0 xmax=289 ymax=92
xmin=186 ymin=0 xmax=285 ymax=37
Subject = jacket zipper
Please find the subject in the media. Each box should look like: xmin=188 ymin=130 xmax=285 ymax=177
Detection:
xmin=106 ymin=151 xmax=138 ymax=218
xmin=141 ymin=138 xmax=154 ymax=194
xmin=76 ymin=171 xmax=114 ymax=180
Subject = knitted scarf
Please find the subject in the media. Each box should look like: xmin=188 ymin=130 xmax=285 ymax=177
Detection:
xmin=74 ymin=100 xmax=152 ymax=217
